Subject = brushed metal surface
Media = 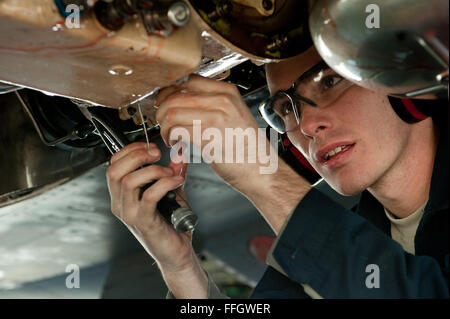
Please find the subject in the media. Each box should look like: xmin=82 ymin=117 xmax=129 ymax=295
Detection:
xmin=0 ymin=92 xmax=108 ymax=205
xmin=0 ymin=0 xmax=203 ymax=108
xmin=310 ymin=0 xmax=449 ymax=98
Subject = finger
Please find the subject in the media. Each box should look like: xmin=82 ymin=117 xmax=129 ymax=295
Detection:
xmin=172 ymin=163 xmax=188 ymax=192
xmin=122 ymin=164 xmax=175 ymax=191
xmin=118 ymin=189 xmax=139 ymax=223
xmin=168 ymin=159 xmax=188 ymax=178
xmin=183 ymin=74 xmax=237 ymax=92
xmin=167 ymin=147 xmax=189 ymax=186
xmin=155 ymin=75 xmax=238 ymax=107
xmin=156 ymin=92 xmax=232 ymax=125
xmin=110 ymin=142 xmax=158 ymax=164
xmin=165 ymin=126 xmax=220 ymax=168
xmin=140 ymin=175 xmax=186 ymax=211
xmin=165 ymin=125 xmax=210 ymax=151
xmin=158 ymin=108 xmax=224 ymax=146
xmin=154 ymin=86 xmax=184 ymax=109
xmin=107 ymin=147 xmax=162 ymax=187
xmin=120 ymin=165 xmax=176 ymax=219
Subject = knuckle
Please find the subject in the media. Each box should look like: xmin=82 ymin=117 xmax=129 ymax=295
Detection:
xmin=165 ymin=108 xmax=176 ymax=122
xmin=218 ymin=94 xmax=231 ymax=105
xmin=215 ymin=94 xmax=234 ymax=113
xmin=165 ymin=107 xmax=180 ymax=124
xmin=141 ymin=191 xmax=157 ymax=204
xmin=106 ymin=166 xmax=119 ymax=182
xmin=211 ymin=108 xmax=227 ymax=125
xmin=225 ymin=82 xmax=239 ymax=94
xmin=121 ymin=175 xmax=134 ymax=190
xmin=136 ymin=149 xmax=151 ymax=163
xmin=110 ymin=153 xmax=119 ymax=164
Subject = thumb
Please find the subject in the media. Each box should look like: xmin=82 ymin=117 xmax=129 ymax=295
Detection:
xmin=168 ymin=151 xmax=188 ymax=178
xmin=168 ymin=161 xmax=188 ymax=178
xmin=168 ymin=158 xmax=189 ymax=203
xmin=168 ymin=142 xmax=189 ymax=178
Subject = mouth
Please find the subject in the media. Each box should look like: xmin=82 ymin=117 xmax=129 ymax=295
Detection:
xmin=316 ymin=142 xmax=356 ymax=168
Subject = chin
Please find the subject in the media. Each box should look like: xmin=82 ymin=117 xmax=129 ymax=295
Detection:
xmin=324 ymin=176 xmax=367 ymax=197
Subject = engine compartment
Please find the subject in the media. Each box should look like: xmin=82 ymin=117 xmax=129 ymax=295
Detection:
xmin=0 ymin=0 xmax=309 ymax=204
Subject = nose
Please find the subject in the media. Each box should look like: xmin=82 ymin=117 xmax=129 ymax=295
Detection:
xmin=299 ymin=106 xmax=332 ymax=139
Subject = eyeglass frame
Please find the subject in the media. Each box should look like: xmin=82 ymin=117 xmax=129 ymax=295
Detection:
xmin=259 ymin=61 xmax=341 ymax=134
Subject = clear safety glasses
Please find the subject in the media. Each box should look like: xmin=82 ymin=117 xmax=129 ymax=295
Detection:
xmin=259 ymin=61 xmax=354 ymax=134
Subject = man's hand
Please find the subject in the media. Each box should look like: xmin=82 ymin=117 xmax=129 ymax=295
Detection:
xmin=106 ymin=141 xmax=208 ymax=298
xmin=155 ymin=75 xmax=312 ymax=234
xmin=155 ymin=75 xmax=265 ymax=195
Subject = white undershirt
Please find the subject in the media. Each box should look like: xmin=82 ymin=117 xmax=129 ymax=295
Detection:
xmin=384 ymin=202 xmax=427 ymax=255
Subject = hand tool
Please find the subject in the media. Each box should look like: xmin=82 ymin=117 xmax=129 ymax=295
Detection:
xmin=85 ymin=106 xmax=198 ymax=233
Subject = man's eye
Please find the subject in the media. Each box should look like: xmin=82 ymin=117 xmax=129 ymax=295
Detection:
xmin=321 ymin=75 xmax=343 ymax=89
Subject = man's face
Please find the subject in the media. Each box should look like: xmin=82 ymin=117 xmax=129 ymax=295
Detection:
xmin=266 ymin=47 xmax=413 ymax=195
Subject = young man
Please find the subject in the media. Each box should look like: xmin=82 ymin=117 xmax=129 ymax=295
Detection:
xmin=106 ymin=46 xmax=448 ymax=298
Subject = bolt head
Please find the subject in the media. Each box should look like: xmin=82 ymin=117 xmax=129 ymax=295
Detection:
xmin=168 ymin=2 xmax=190 ymax=27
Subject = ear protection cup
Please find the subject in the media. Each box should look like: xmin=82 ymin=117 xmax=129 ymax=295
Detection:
xmin=388 ymin=96 xmax=448 ymax=124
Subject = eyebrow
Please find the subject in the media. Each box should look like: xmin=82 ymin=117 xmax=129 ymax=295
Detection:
xmin=293 ymin=60 xmax=330 ymax=87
